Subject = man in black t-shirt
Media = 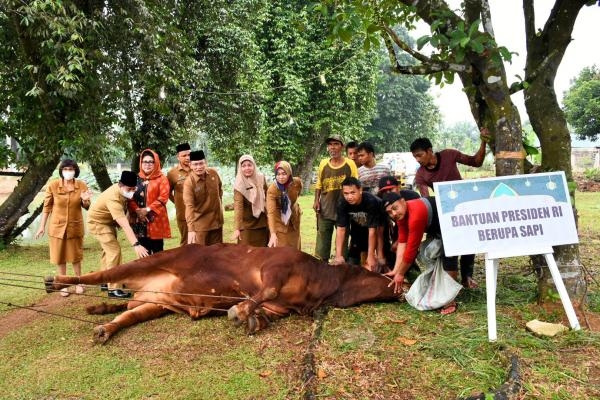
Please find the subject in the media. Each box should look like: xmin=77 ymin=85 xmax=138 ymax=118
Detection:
xmin=332 ymin=177 xmax=386 ymax=271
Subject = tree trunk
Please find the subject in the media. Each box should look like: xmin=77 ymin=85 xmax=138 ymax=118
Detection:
xmin=90 ymin=160 xmax=113 ymax=192
xmin=523 ymin=0 xmax=587 ymax=304
xmin=296 ymin=130 xmax=328 ymax=193
xmin=0 ymin=154 xmax=62 ymax=248
xmin=458 ymin=53 xmax=524 ymax=176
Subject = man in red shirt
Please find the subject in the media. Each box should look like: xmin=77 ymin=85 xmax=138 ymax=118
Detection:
xmin=410 ymin=130 xmax=490 ymax=288
xmin=382 ymin=191 xmax=459 ymax=314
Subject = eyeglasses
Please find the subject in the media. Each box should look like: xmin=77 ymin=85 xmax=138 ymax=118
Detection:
xmin=142 ymin=160 xmax=155 ymax=164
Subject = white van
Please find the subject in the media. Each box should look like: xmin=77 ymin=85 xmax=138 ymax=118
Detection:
xmin=381 ymin=152 xmax=420 ymax=189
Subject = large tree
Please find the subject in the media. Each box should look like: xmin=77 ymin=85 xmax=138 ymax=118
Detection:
xmin=0 ymin=0 xmax=203 ymax=246
xmin=365 ymin=58 xmax=440 ymax=153
xmin=563 ymin=65 xmax=600 ymax=141
xmin=202 ymin=0 xmax=379 ymax=188
xmin=320 ymin=0 xmax=593 ymax=302
xmin=0 ymin=0 xmax=97 ymax=247
xmin=520 ymin=1 xmax=593 ymax=302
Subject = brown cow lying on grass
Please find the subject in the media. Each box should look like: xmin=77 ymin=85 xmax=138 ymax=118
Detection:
xmin=45 ymin=243 xmax=402 ymax=344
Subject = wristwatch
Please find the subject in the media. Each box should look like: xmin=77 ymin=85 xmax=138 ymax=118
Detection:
xmin=146 ymin=207 xmax=151 ymax=212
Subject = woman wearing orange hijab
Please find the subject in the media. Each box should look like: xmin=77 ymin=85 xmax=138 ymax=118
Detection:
xmin=128 ymin=149 xmax=171 ymax=253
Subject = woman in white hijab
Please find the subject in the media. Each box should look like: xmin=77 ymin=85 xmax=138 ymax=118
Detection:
xmin=231 ymin=155 xmax=269 ymax=246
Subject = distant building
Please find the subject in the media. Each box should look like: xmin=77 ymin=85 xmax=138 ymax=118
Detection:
xmin=571 ymin=136 xmax=600 ymax=172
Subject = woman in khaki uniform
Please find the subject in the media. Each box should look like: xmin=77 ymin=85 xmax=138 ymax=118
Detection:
xmin=266 ymin=161 xmax=302 ymax=250
xmin=231 ymin=154 xmax=269 ymax=247
xmin=35 ymin=159 xmax=92 ymax=296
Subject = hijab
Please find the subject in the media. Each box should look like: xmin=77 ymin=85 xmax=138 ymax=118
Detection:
xmin=233 ymin=155 xmax=266 ymax=218
xmin=138 ymin=149 xmax=163 ymax=180
xmin=274 ymin=161 xmax=293 ymax=225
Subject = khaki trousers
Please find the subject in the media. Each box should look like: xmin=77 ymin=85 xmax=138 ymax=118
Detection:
xmin=92 ymin=228 xmax=123 ymax=290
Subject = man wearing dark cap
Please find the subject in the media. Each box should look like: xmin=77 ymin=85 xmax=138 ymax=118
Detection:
xmin=183 ymin=150 xmax=224 ymax=245
xmin=382 ymin=191 xmax=459 ymax=314
xmin=377 ymin=175 xmax=420 ymax=272
xmin=167 ymin=142 xmax=191 ymax=245
xmin=313 ymin=134 xmax=358 ymax=262
xmin=87 ymin=171 xmax=149 ymax=298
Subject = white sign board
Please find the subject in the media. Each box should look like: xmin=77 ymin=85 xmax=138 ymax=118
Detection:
xmin=433 ymin=172 xmax=578 ymax=257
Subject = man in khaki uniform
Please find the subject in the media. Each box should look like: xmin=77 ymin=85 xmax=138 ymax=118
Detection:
xmin=167 ymin=142 xmax=191 ymax=245
xmin=183 ymin=150 xmax=224 ymax=245
xmin=87 ymin=171 xmax=149 ymax=298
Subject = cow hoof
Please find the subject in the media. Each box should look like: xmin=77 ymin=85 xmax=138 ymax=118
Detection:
xmin=247 ymin=315 xmax=258 ymax=334
xmin=44 ymin=276 xmax=55 ymax=293
xmin=93 ymin=325 xmax=111 ymax=344
xmin=227 ymin=305 xmax=239 ymax=321
xmin=227 ymin=306 xmax=244 ymax=327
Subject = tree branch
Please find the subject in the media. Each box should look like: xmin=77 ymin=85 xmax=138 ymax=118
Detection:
xmin=382 ymin=25 xmax=431 ymax=64
xmin=523 ymin=0 xmax=535 ymax=46
xmin=479 ymin=0 xmax=495 ymax=37
xmin=509 ymin=48 xmax=561 ymax=94
xmin=382 ymin=24 xmax=471 ymax=75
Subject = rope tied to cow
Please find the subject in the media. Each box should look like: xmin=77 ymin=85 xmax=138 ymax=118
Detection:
xmin=0 ymin=270 xmax=249 ymax=300
xmin=0 ymin=270 xmax=261 ymax=320
xmin=0 ymin=300 xmax=101 ymax=325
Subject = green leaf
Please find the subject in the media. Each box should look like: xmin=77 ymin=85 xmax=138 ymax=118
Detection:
xmin=366 ymin=24 xmax=380 ymax=34
xmin=470 ymin=40 xmax=484 ymax=53
xmin=498 ymin=46 xmax=514 ymax=62
xmin=468 ymin=20 xmax=480 ymax=37
xmin=338 ymin=28 xmax=353 ymax=42
xmin=416 ymin=35 xmax=430 ymax=50
xmin=455 ymin=48 xmax=465 ymax=63
xmin=523 ymin=143 xmax=539 ymax=155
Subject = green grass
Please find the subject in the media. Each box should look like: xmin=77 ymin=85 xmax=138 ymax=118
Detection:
xmin=1 ymin=192 xmax=600 ymax=399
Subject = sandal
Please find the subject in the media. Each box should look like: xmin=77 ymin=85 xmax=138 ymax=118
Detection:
xmin=440 ymin=301 xmax=457 ymax=315
xmin=75 ymin=284 xmax=85 ymax=294
xmin=60 ymin=287 xmax=71 ymax=297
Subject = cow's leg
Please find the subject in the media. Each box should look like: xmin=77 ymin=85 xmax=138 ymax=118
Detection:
xmin=227 ymin=270 xmax=292 ymax=333
xmin=246 ymin=303 xmax=290 ymax=334
xmin=86 ymin=303 xmax=128 ymax=315
xmin=228 ymin=286 xmax=278 ymax=324
xmin=45 ymin=272 xmax=106 ymax=293
xmin=93 ymin=302 xmax=169 ymax=344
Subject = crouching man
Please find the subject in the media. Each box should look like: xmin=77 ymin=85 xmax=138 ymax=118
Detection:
xmin=381 ymin=191 xmax=460 ymax=314
xmin=331 ymin=177 xmax=386 ymax=271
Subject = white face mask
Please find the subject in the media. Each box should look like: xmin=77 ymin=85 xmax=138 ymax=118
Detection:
xmin=62 ymin=171 xmax=75 ymax=180
xmin=121 ymin=189 xmax=135 ymax=199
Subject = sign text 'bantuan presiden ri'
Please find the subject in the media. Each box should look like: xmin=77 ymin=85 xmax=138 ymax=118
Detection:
xmin=433 ymin=172 xmax=579 ymax=257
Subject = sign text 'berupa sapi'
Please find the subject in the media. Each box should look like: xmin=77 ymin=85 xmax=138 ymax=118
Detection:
xmin=434 ymin=172 xmax=579 ymax=257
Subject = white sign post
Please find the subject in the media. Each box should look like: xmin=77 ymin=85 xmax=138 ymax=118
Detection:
xmin=434 ymin=172 xmax=581 ymax=341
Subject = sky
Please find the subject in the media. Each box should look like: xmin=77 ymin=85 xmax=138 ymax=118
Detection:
xmin=423 ymin=1 xmax=600 ymax=126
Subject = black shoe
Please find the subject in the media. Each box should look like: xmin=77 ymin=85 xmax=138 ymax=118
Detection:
xmin=100 ymin=284 xmax=108 ymax=292
xmin=108 ymin=289 xmax=132 ymax=299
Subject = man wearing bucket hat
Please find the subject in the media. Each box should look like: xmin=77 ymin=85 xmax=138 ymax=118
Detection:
xmin=87 ymin=171 xmax=149 ymax=298
xmin=313 ymin=134 xmax=358 ymax=262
